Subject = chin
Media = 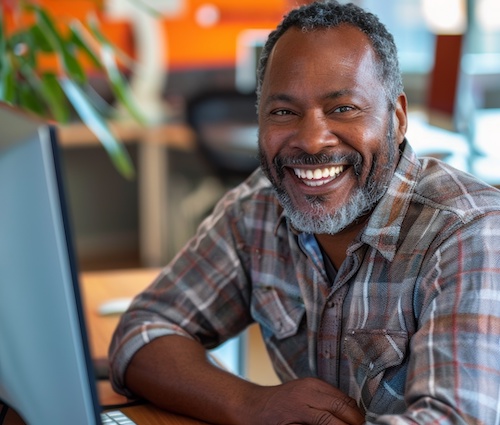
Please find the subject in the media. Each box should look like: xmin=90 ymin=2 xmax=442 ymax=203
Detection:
xmin=280 ymin=186 xmax=377 ymax=235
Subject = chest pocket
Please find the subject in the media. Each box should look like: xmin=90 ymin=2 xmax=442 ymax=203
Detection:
xmin=344 ymin=328 xmax=409 ymax=415
xmin=345 ymin=328 xmax=408 ymax=377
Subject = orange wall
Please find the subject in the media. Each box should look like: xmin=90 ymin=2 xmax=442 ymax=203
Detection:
xmin=162 ymin=0 xmax=290 ymax=70
xmin=4 ymin=0 xmax=297 ymax=72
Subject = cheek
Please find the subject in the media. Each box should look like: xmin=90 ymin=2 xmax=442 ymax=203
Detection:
xmin=353 ymin=123 xmax=392 ymax=170
xmin=257 ymin=128 xmax=281 ymax=163
xmin=365 ymin=138 xmax=397 ymax=183
xmin=257 ymin=132 xmax=276 ymax=177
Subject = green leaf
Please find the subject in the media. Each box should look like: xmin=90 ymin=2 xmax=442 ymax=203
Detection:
xmin=101 ymin=45 xmax=147 ymax=125
xmin=17 ymin=62 xmax=54 ymax=116
xmin=0 ymin=10 xmax=16 ymax=103
xmin=68 ymin=21 xmax=103 ymax=70
xmin=28 ymin=4 xmax=86 ymax=83
xmin=86 ymin=14 xmax=136 ymax=70
xmin=40 ymin=72 xmax=70 ymax=123
xmin=0 ymin=54 xmax=16 ymax=103
xmin=29 ymin=23 xmax=55 ymax=53
xmin=86 ymin=13 xmax=112 ymax=46
xmin=82 ymin=84 xmax=115 ymax=118
xmin=7 ymin=29 xmax=37 ymax=70
xmin=87 ymin=15 xmax=146 ymax=125
xmin=19 ymin=81 xmax=46 ymax=116
xmin=59 ymin=77 xmax=135 ymax=180
xmin=59 ymin=47 xmax=87 ymax=84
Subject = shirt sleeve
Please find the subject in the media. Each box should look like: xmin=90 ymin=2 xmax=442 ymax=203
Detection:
xmin=372 ymin=211 xmax=500 ymax=424
xmin=108 ymin=191 xmax=255 ymax=397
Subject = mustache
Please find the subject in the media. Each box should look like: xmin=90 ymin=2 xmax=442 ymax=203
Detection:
xmin=270 ymin=151 xmax=363 ymax=179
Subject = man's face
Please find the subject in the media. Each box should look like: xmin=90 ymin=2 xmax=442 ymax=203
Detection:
xmin=258 ymin=25 xmax=407 ymax=234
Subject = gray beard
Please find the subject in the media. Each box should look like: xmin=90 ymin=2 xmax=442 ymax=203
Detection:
xmin=260 ymin=120 xmax=397 ymax=235
xmin=276 ymin=184 xmax=378 ymax=234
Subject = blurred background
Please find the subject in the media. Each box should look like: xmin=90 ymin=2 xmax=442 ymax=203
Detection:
xmin=5 ymin=0 xmax=498 ymax=271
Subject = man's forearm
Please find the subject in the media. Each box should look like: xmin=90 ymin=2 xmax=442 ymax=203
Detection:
xmin=124 ymin=334 xmax=262 ymax=424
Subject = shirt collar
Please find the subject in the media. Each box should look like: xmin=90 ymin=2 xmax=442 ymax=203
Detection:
xmin=360 ymin=140 xmax=421 ymax=261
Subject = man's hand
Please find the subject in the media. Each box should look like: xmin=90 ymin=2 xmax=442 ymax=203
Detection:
xmin=246 ymin=377 xmax=365 ymax=425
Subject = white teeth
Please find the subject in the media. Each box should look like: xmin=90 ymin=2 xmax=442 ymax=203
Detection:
xmin=293 ymin=165 xmax=344 ymax=186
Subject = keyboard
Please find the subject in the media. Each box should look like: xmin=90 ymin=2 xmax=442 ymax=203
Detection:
xmin=101 ymin=410 xmax=137 ymax=424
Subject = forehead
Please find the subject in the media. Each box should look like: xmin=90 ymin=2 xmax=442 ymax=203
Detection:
xmin=264 ymin=25 xmax=380 ymax=86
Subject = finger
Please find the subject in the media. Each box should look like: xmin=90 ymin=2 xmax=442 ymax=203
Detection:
xmin=305 ymin=386 xmax=364 ymax=424
xmin=326 ymin=394 xmax=364 ymax=424
xmin=305 ymin=399 xmax=363 ymax=425
xmin=310 ymin=411 xmax=351 ymax=425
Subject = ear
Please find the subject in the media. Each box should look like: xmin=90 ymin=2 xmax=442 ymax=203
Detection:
xmin=394 ymin=93 xmax=408 ymax=145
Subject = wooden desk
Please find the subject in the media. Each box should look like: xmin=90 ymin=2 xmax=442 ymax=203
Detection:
xmin=83 ymin=268 xmax=210 ymax=424
xmin=1 ymin=268 xmax=210 ymax=425
xmin=81 ymin=268 xmax=160 ymax=361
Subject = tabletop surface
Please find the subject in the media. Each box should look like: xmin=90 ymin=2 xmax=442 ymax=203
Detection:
xmin=85 ymin=268 xmax=210 ymax=424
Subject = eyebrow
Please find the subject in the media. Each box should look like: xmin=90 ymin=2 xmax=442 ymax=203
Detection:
xmin=262 ymin=89 xmax=354 ymax=107
xmin=324 ymin=89 xmax=353 ymax=100
xmin=262 ymin=93 xmax=294 ymax=105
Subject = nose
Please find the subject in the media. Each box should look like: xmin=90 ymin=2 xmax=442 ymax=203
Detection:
xmin=289 ymin=111 xmax=339 ymax=154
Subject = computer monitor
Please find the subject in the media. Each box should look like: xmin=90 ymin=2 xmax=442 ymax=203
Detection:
xmin=0 ymin=103 xmax=102 ymax=424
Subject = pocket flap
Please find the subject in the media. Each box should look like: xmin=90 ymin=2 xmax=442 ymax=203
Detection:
xmin=344 ymin=329 xmax=408 ymax=378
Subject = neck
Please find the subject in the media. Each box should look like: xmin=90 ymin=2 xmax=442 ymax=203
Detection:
xmin=315 ymin=216 xmax=368 ymax=270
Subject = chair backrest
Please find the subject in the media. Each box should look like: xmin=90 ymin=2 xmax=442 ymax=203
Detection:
xmin=185 ymin=89 xmax=260 ymax=181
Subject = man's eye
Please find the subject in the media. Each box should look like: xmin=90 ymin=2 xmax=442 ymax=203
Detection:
xmin=334 ymin=105 xmax=354 ymax=113
xmin=273 ymin=109 xmax=293 ymax=116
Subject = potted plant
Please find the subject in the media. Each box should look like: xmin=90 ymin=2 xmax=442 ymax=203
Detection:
xmin=0 ymin=0 xmax=147 ymax=179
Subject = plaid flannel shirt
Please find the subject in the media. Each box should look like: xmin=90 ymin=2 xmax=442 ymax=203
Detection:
xmin=110 ymin=141 xmax=500 ymax=424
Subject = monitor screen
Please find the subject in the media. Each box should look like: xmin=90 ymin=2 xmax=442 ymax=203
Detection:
xmin=0 ymin=103 xmax=102 ymax=424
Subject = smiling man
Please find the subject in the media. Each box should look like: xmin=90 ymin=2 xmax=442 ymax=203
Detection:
xmin=109 ymin=2 xmax=500 ymax=424
xmin=257 ymin=23 xmax=406 ymax=269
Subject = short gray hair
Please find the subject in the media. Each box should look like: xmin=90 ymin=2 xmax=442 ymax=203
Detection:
xmin=256 ymin=1 xmax=404 ymax=109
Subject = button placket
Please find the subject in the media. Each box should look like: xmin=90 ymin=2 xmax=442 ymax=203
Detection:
xmin=317 ymin=285 xmax=349 ymax=386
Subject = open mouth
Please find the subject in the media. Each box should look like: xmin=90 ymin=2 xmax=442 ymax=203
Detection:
xmin=292 ymin=165 xmax=345 ymax=187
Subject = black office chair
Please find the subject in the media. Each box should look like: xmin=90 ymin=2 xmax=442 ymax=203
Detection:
xmin=185 ymin=88 xmax=260 ymax=187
